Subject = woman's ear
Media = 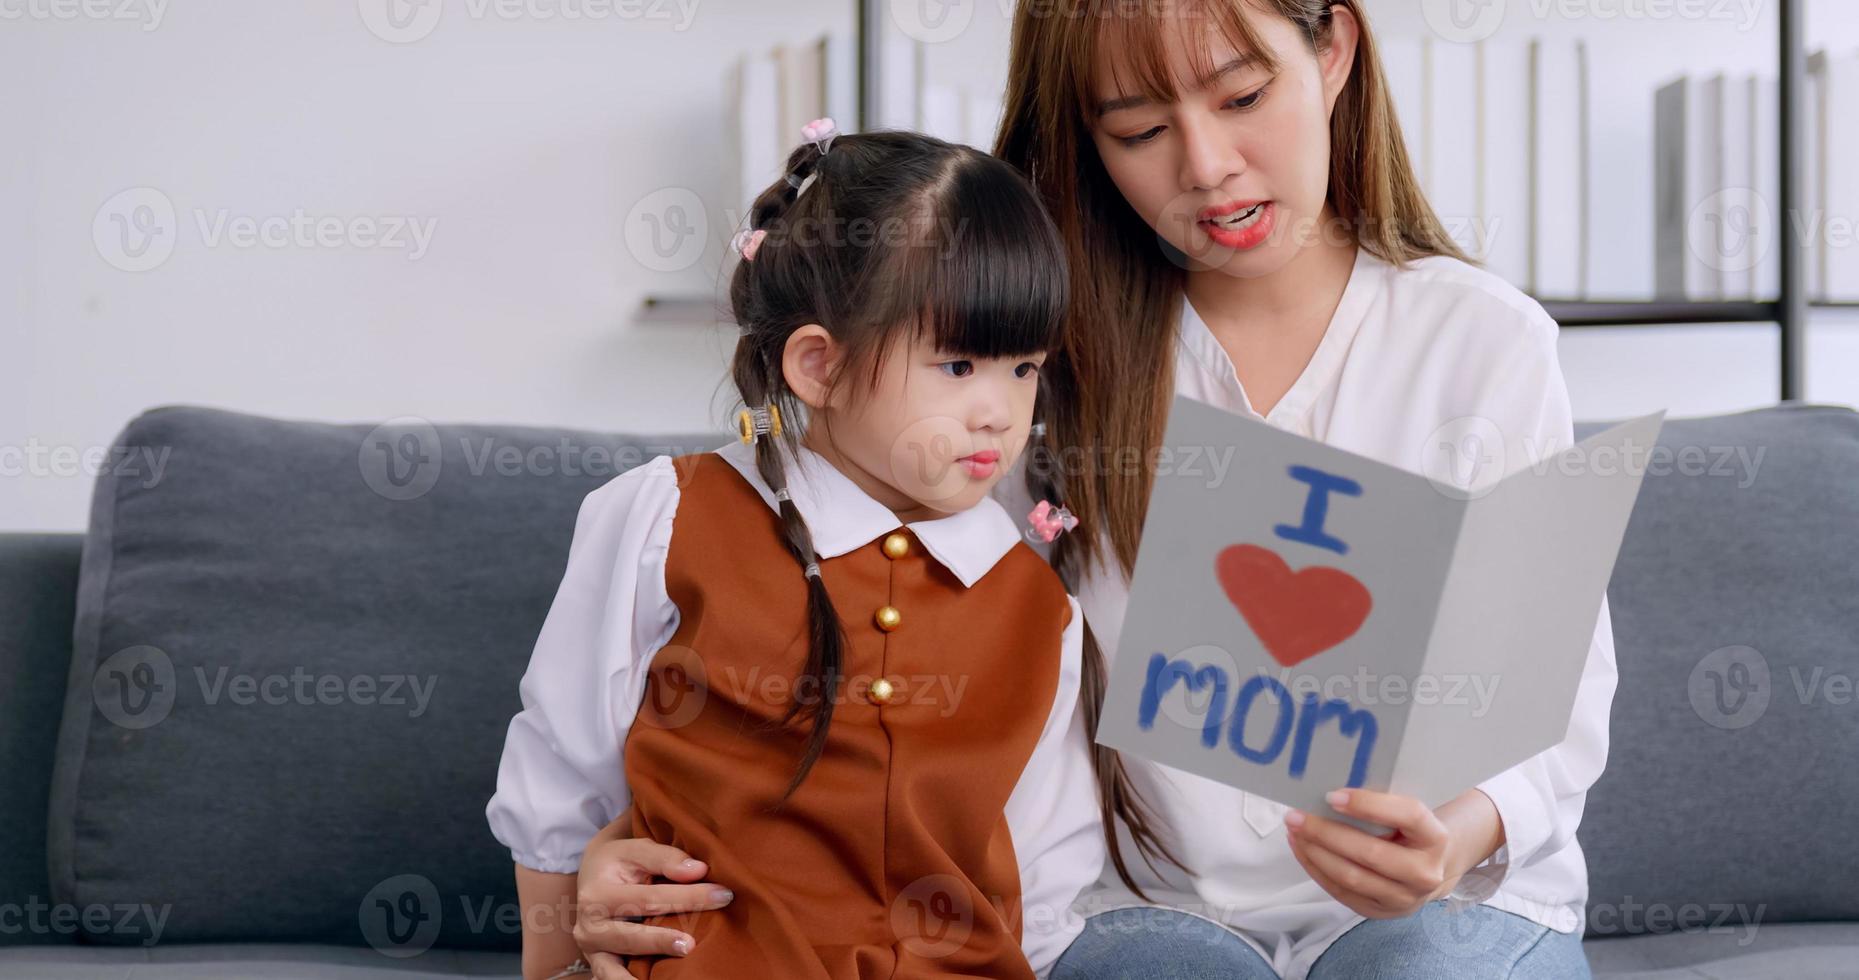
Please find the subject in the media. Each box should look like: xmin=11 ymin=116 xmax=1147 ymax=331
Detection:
xmin=782 ymin=325 xmax=841 ymax=410
xmin=1320 ymin=4 xmax=1361 ymax=116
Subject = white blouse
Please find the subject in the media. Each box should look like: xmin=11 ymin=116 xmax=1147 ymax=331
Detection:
xmin=485 ymin=438 xmax=1106 ymax=977
xmin=1004 ymin=246 xmax=1617 ymax=980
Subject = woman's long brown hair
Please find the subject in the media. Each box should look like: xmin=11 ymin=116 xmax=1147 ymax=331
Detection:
xmin=996 ymin=0 xmax=1468 ymax=896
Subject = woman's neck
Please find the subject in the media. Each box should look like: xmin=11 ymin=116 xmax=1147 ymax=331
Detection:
xmin=1184 ymin=205 xmax=1359 ymax=338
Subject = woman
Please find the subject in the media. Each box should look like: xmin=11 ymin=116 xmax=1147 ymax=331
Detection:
xmin=563 ymin=2 xmax=1609 ymax=977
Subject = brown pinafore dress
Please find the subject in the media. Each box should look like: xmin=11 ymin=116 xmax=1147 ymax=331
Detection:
xmin=622 ymin=452 xmax=1072 ymax=979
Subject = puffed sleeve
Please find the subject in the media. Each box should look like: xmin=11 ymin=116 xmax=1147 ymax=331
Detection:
xmin=485 ymin=454 xmax=685 ymax=874
xmin=1003 ymin=595 xmax=1106 ymax=978
xmin=1448 ymin=315 xmax=1621 ymax=906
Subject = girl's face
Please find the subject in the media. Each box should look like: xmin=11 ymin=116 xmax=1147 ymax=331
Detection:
xmin=800 ymin=329 xmax=1046 ymax=522
xmin=1087 ymin=2 xmax=1356 ymax=279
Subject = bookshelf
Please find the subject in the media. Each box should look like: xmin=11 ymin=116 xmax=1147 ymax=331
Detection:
xmin=832 ymin=0 xmax=1813 ymax=398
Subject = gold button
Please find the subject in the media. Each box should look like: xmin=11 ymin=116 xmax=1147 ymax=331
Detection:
xmin=868 ymin=678 xmax=896 ymax=705
xmin=882 ymin=532 xmax=910 ymax=560
xmin=874 ymin=605 xmax=902 ymax=632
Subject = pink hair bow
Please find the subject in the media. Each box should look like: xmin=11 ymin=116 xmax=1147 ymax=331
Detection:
xmin=731 ymin=228 xmax=767 ymax=262
xmin=1028 ymin=500 xmax=1079 ymax=543
xmin=801 ymin=117 xmax=838 ymax=154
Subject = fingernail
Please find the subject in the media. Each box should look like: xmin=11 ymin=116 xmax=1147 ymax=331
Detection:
xmin=710 ymin=887 xmax=734 ymax=904
xmin=1283 ymin=810 xmax=1305 ymax=828
xmin=673 ymin=936 xmax=692 ymax=955
xmin=1326 ymin=790 xmax=1350 ymax=808
xmin=679 ymin=859 xmax=702 ymax=872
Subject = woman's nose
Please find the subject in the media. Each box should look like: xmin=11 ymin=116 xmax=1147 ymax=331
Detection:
xmin=1179 ymin=113 xmax=1247 ymax=191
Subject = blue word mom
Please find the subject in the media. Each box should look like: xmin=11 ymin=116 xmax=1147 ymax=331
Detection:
xmin=1135 ymin=654 xmax=1379 ymax=788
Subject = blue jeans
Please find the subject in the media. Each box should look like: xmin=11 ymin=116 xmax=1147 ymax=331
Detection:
xmin=1051 ymin=903 xmax=1593 ymax=979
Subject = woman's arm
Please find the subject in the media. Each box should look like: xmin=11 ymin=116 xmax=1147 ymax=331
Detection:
xmin=517 ymin=864 xmax=585 ymax=980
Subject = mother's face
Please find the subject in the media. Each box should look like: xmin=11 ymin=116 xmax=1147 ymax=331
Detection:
xmin=1086 ymin=3 xmax=1356 ymax=279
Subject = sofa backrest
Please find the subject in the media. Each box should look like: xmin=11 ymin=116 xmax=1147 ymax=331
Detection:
xmin=46 ymin=405 xmax=719 ymax=954
xmin=1577 ymin=404 xmax=1859 ymax=935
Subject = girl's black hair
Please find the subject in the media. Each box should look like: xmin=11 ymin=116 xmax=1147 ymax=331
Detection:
xmin=729 ymin=130 xmax=1070 ymax=798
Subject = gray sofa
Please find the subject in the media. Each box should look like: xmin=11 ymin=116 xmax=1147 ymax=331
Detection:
xmin=1 ymin=403 xmax=1855 ymax=978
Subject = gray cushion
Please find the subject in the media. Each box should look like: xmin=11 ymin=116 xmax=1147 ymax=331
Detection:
xmin=48 ymin=405 xmax=720 ymax=949
xmin=1585 ymin=921 xmax=1859 ymax=978
xmin=0 ymin=943 xmax=519 ymax=978
xmin=1575 ymin=405 xmax=1859 ymax=933
xmin=0 ymin=534 xmax=83 ymax=943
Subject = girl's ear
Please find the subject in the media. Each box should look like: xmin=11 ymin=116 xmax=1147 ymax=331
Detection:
xmin=1319 ymin=4 xmax=1361 ymax=117
xmin=782 ymin=324 xmax=841 ymax=410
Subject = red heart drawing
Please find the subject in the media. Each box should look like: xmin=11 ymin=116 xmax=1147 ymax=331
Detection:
xmin=1215 ymin=544 xmax=1372 ymax=668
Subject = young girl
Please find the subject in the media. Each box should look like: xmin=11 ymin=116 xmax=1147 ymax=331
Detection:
xmin=485 ymin=123 xmax=1105 ymax=980
xmin=576 ymin=2 xmax=1611 ymax=978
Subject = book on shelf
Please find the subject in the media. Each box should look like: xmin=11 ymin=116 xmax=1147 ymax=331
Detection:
xmin=731 ymin=52 xmax=782 ymax=215
xmin=1426 ymin=38 xmax=1481 ymax=259
xmin=1811 ymin=51 xmax=1859 ymax=303
xmin=1715 ymin=73 xmax=1756 ymax=301
xmin=1532 ymin=38 xmax=1589 ymax=301
xmin=1479 ymin=39 xmax=1534 ymax=292
xmin=1654 ymin=74 xmax=1721 ymax=301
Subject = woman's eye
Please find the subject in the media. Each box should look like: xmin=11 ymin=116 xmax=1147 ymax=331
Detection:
xmin=1227 ymin=86 xmax=1268 ymax=111
xmin=939 ymin=360 xmax=974 ymax=378
xmin=1015 ymin=361 xmax=1041 ymax=379
xmin=1120 ymin=126 xmax=1164 ymax=147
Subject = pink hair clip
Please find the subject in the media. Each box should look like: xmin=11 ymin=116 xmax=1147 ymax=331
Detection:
xmin=1027 ymin=500 xmax=1079 ymax=543
xmin=731 ymin=228 xmax=768 ymax=262
xmin=801 ymin=117 xmax=838 ymax=155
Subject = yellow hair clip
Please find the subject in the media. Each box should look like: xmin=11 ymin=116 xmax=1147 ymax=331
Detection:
xmin=738 ymin=404 xmax=783 ymax=444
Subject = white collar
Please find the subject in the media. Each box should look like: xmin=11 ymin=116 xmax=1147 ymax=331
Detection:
xmin=714 ymin=438 xmax=1025 ymax=589
xmin=1176 ymin=244 xmax=1382 ymax=424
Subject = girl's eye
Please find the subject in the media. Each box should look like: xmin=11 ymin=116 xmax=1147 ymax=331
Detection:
xmin=939 ymin=360 xmax=974 ymax=378
xmin=1120 ymin=126 xmax=1164 ymax=147
xmin=1015 ymin=361 xmax=1041 ymax=379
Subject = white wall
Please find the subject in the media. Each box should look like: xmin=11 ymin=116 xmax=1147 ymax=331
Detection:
xmin=2 ymin=0 xmax=852 ymax=531
xmin=4 ymin=0 xmax=1857 ymax=531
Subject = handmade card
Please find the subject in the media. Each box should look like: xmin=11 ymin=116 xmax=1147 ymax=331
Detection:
xmin=1097 ymin=396 xmax=1663 ymax=823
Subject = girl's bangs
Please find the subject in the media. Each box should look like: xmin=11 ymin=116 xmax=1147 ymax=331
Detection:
xmin=1078 ymin=0 xmax=1278 ymax=122
xmin=896 ymin=161 xmax=1069 ymax=361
